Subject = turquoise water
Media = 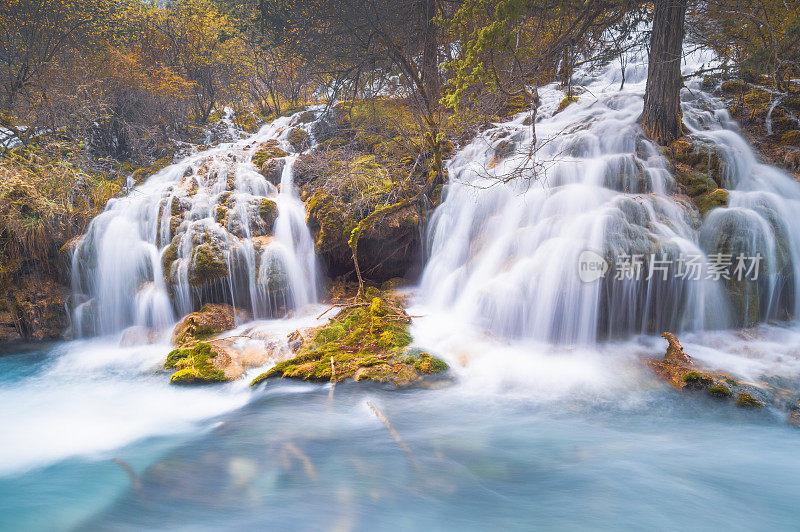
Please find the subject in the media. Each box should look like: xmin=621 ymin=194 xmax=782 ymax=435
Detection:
xmin=2 ymin=335 xmax=800 ymax=531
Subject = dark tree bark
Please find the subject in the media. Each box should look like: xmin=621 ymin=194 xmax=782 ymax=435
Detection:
xmin=421 ymin=0 xmax=439 ymax=107
xmin=641 ymin=0 xmax=687 ymax=145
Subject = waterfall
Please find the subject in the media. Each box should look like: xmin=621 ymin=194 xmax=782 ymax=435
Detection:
xmin=70 ymin=110 xmax=321 ymax=337
xmin=420 ymin=49 xmax=800 ymax=343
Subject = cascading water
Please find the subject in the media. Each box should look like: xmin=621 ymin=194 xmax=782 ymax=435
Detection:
xmin=420 ymin=50 xmax=800 ymax=343
xmin=70 ymin=110 xmax=321 ymax=337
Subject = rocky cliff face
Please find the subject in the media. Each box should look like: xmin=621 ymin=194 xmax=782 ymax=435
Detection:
xmin=0 ymin=274 xmax=70 ymax=344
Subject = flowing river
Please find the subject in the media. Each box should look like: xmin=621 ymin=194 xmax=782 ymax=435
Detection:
xmin=2 ymin=46 xmax=800 ymax=530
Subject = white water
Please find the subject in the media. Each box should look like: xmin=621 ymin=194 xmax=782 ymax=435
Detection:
xmin=420 ymin=49 xmax=800 ymax=343
xmin=71 ymin=110 xmax=321 ymax=337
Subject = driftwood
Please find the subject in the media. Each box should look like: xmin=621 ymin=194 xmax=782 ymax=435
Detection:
xmin=112 ymin=458 xmax=142 ymax=491
xmin=367 ymin=401 xmax=419 ymax=469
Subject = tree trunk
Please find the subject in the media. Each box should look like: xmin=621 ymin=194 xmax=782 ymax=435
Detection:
xmin=421 ymin=0 xmax=439 ymax=107
xmin=640 ymin=0 xmax=687 ymax=145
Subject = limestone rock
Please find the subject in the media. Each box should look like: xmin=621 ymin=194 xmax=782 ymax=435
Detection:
xmin=172 ymin=303 xmax=249 ymax=348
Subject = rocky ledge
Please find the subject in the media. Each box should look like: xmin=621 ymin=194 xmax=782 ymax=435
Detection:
xmin=162 ymin=289 xmax=448 ymax=388
xmin=649 ymin=332 xmax=800 ymax=426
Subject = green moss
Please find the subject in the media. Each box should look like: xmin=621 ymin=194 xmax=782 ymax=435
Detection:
xmin=413 ymin=353 xmax=449 ymax=373
xmin=165 ymin=342 xmax=227 ymax=385
xmin=162 ymin=237 xmax=179 ymax=279
xmin=250 ymin=291 xmax=446 ymax=387
xmin=189 ymin=242 xmax=228 ymax=286
xmin=683 ymin=371 xmax=703 ymax=383
xmin=695 ymin=188 xmax=728 ymax=216
xmin=259 ymin=199 xmax=279 ymax=228
xmin=252 ymin=140 xmax=289 ymax=168
xmin=556 ymin=93 xmax=579 ymax=113
xmin=707 ymin=384 xmax=732 ymax=398
xmin=736 ymin=392 xmax=764 ymax=408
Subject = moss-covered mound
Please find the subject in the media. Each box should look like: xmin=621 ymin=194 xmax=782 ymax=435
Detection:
xmin=250 ymin=291 xmax=447 ymax=388
xmin=252 ymin=140 xmax=289 ymax=168
xmin=165 ymin=342 xmax=227 ymax=385
xmin=172 ymin=303 xmax=247 ymax=348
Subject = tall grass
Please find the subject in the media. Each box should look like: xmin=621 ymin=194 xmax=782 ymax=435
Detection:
xmin=0 ymin=148 xmax=120 ymax=281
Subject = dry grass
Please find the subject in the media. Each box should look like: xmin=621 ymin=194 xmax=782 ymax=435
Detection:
xmin=0 ymin=146 xmax=121 ymax=281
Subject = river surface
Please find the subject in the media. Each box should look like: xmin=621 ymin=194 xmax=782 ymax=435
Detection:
xmin=2 ymin=313 xmax=800 ymax=530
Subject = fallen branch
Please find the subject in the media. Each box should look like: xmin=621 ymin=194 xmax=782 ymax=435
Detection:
xmin=283 ymin=442 xmax=317 ymax=481
xmin=367 ymin=401 xmax=419 ymax=469
xmin=112 ymin=458 xmax=142 ymax=491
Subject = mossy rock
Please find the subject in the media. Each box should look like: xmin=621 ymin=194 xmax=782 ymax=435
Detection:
xmin=736 ymin=392 xmax=764 ymax=408
xmin=165 ymin=342 xmax=227 ymax=385
xmin=695 ymin=188 xmax=728 ymax=216
xmin=171 ymin=303 xmax=245 ymax=347
xmin=707 ymin=384 xmax=732 ymax=398
xmin=189 ymin=242 xmax=228 ymax=286
xmin=288 ymin=128 xmax=310 ymax=152
xmin=250 ymin=291 xmax=447 ymax=388
xmin=556 ymin=93 xmax=579 ymax=113
xmin=683 ymin=371 xmax=714 ymax=390
xmin=252 ymin=140 xmax=289 ymax=168
xmin=259 ymin=198 xmax=279 ymax=229
xmin=261 ymin=158 xmax=286 ymax=186
xmin=162 ymin=237 xmax=179 ymax=279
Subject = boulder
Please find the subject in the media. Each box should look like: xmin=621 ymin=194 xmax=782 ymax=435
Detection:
xmin=260 ymin=157 xmax=286 ymax=186
xmin=189 ymin=241 xmax=228 ymax=287
xmin=252 ymin=140 xmax=289 ymax=168
xmin=172 ymin=303 xmax=248 ymax=348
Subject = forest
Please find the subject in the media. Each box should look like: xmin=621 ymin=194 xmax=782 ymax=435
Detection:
xmin=2 ymin=0 xmax=800 ymax=529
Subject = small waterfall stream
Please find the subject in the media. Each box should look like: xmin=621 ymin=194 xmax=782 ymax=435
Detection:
xmin=70 ymin=110 xmax=321 ymax=337
xmin=420 ymin=50 xmax=800 ymax=343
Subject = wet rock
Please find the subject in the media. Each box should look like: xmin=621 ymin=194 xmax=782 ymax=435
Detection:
xmin=120 ymin=326 xmax=160 ymax=347
xmin=165 ymin=342 xmax=228 ymax=385
xmin=259 ymin=199 xmax=279 ymax=229
xmin=252 ymin=140 xmax=289 ymax=168
xmin=260 ymin=157 xmax=286 ymax=186
xmin=172 ymin=303 xmax=249 ymax=348
xmin=694 ymin=188 xmax=728 ymax=216
xmin=648 ymin=332 xmax=781 ymax=416
xmin=736 ymin=392 xmax=764 ymax=408
xmin=188 ymin=236 xmax=229 ymax=287
xmin=165 ymin=337 xmax=269 ymax=385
